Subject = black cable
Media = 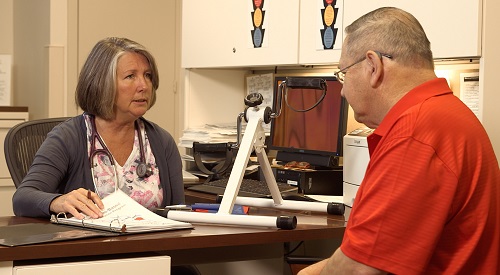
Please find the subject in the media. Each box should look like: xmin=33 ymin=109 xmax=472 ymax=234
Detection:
xmin=284 ymin=241 xmax=304 ymax=256
xmin=282 ymin=78 xmax=328 ymax=113
xmin=284 ymin=88 xmax=326 ymax=112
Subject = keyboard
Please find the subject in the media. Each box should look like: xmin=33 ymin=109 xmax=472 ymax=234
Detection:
xmin=187 ymin=178 xmax=298 ymax=198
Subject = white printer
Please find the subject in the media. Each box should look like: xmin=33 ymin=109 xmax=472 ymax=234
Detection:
xmin=343 ymin=127 xmax=373 ymax=207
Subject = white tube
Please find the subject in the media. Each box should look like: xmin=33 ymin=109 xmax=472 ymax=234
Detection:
xmin=234 ymin=197 xmax=330 ymax=213
xmin=166 ymin=210 xmax=296 ymax=229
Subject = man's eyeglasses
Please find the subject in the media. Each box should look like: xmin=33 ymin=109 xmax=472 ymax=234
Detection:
xmin=334 ymin=51 xmax=393 ymax=84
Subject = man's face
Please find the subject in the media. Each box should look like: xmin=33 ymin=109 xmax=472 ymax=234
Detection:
xmin=338 ymin=46 xmax=375 ymax=127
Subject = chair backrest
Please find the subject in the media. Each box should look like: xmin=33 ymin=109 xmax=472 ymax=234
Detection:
xmin=4 ymin=117 xmax=70 ymax=188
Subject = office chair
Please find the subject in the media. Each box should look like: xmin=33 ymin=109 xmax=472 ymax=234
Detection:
xmin=4 ymin=117 xmax=69 ymax=188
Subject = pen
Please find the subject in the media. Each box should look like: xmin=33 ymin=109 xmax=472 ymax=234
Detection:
xmin=190 ymin=203 xmax=220 ymax=211
xmin=191 ymin=203 xmax=249 ymax=215
xmin=162 ymin=205 xmax=192 ymax=211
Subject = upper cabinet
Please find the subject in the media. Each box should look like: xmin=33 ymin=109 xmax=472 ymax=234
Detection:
xmin=182 ymin=0 xmax=482 ymax=68
xmin=342 ymin=0 xmax=481 ymax=60
xmin=182 ymin=0 xmax=300 ymax=68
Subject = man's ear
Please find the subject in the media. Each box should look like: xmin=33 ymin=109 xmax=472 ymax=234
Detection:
xmin=366 ymin=51 xmax=383 ymax=88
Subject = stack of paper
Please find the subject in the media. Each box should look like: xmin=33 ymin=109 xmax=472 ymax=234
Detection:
xmin=178 ymin=123 xmax=244 ymax=148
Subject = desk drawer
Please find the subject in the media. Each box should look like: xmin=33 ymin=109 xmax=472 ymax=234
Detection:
xmin=13 ymin=256 xmax=171 ymax=275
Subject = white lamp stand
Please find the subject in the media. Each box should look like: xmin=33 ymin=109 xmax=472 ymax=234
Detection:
xmin=167 ymin=104 xmax=343 ymax=229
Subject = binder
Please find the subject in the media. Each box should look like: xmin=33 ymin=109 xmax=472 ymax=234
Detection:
xmin=50 ymin=190 xmax=193 ymax=233
xmin=0 ymin=223 xmax=118 ymax=247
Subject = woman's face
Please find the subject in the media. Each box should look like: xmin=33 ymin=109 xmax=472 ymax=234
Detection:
xmin=114 ymin=51 xmax=153 ymax=121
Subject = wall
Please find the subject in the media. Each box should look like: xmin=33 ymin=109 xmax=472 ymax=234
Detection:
xmin=183 ymin=68 xmax=250 ymax=128
xmin=3 ymin=0 xmax=182 ymax=140
xmin=0 ymin=0 xmax=13 ymax=54
xmin=46 ymin=0 xmax=68 ymax=117
xmin=75 ymin=0 xmax=179 ymax=136
xmin=13 ymin=0 xmax=51 ymax=117
xmin=12 ymin=0 xmax=70 ymax=119
xmin=481 ymin=0 xmax=500 ymax=158
xmin=0 ymin=0 xmax=13 ymax=105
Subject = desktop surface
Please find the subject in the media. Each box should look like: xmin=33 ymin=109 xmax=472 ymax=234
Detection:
xmin=0 ymin=208 xmax=345 ymax=264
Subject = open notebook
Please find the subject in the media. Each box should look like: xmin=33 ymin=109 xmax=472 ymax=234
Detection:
xmin=51 ymin=189 xmax=193 ymax=233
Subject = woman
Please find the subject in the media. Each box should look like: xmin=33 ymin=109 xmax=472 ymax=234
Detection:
xmin=12 ymin=37 xmax=184 ymax=219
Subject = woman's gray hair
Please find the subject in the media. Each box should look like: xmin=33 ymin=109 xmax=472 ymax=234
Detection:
xmin=75 ymin=37 xmax=159 ymax=119
xmin=344 ymin=7 xmax=434 ymax=69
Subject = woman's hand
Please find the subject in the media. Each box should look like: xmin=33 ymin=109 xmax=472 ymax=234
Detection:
xmin=49 ymin=188 xmax=104 ymax=219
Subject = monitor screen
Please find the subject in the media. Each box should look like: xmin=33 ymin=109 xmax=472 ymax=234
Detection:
xmin=268 ymin=76 xmax=348 ymax=167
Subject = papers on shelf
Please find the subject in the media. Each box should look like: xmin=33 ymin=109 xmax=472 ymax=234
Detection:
xmin=179 ymin=121 xmax=270 ymax=148
xmin=182 ymin=169 xmax=200 ymax=182
xmin=50 ymin=190 xmax=193 ymax=233
xmin=178 ymin=123 xmax=242 ymax=148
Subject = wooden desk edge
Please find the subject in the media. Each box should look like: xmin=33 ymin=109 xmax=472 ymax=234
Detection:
xmin=0 ymin=215 xmax=345 ymax=262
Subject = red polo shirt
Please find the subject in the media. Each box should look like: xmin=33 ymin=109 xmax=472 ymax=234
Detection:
xmin=341 ymin=78 xmax=499 ymax=274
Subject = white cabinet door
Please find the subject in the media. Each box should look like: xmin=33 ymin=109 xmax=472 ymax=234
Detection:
xmin=343 ymin=0 xmax=481 ymax=59
xmin=299 ymin=0 xmax=344 ymax=65
xmin=182 ymin=0 xmax=300 ymax=68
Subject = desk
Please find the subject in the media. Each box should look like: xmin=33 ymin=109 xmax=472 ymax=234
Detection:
xmin=184 ymin=188 xmax=217 ymax=204
xmin=0 ymin=206 xmax=345 ymax=274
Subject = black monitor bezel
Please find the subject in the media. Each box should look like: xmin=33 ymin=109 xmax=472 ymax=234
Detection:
xmin=268 ymin=75 xmax=349 ymax=158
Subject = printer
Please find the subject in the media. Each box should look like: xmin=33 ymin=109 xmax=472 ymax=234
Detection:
xmin=343 ymin=128 xmax=372 ymax=207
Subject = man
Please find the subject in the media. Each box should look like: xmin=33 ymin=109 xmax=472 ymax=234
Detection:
xmin=299 ymin=7 xmax=499 ymax=275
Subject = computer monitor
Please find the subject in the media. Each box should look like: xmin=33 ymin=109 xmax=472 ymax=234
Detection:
xmin=268 ymin=76 xmax=348 ymax=168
